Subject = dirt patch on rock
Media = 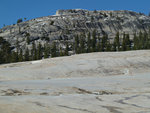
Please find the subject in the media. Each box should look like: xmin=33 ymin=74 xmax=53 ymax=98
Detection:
xmin=1 ymin=89 xmax=30 ymax=96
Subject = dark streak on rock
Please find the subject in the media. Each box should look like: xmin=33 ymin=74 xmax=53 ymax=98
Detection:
xmin=102 ymin=106 xmax=122 ymax=113
xmin=32 ymin=102 xmax=46 ymax=108
xmin=72 ymin=87 xmax=114 ymax=95
xmin=115 ymin=95 xmax=143 ymax=108
xmin=58 ymin=105 xmax=96 ymax=113
xmin=72 ymin=87 xmax=92 ymax=94
xmin=95 ymin=96 xmax=103 ymax=101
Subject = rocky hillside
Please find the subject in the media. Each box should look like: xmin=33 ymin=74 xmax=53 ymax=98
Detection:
xmin=0 ymin=9 xmax=150 ymax=50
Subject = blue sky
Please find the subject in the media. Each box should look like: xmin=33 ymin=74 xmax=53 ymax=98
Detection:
xmin=0 ymin=0 xmax=150 ymax=28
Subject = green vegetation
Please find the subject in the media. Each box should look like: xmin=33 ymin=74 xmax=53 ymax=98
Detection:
xmin=17 ymin=18 xmax=23 ymax=24
xmin=0 ymin=30 xmax=150 ymax=65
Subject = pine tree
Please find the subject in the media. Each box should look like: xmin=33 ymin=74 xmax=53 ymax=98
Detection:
xmin=17 ymin=18 xmax=23 ymax=24
xmin=44 ymin=43 xmax=50 ymax=58
xmin=143 ymin=32 xmax=148 ymax=49
xmin=0 ymin=50 xmax=4 ymax=64
xmin=0 ymin=37 xmax=12 ymax=63
xmin=138 ymin=31 xmax=143 ymax=49
xmin=24 ymin=47 xmax=30 ymax=61
xmin=125 ymin=34 xmax=131 ymax=50
xmin=18 ymin=48 xmax=23 ymax=62
xmin=147 ymin=29 xmax=150 ymax=49
xmin=133 ymin=33 xmax=138 ymax=50
xmin=114 ymin=32 xmax=120 ymax=51
xmin=121 ymin=33 xmax=131 ymax=51
xmin=92 ymin=29 xmax=97 ymax=52
xmin=11 ymin=51 xmax=18 ymax=63
xmin=26 ymin=33 xmax=30 ymax=44
xmin=101 ymin=34 xmax=108 ymax=51
xmin=112 ymin=42 xmax=117 ymax=51
xmin=75 ymin=35 xmax=79 ymax=54
xmin=79 ymin=33 xmax=86 ymax=53
xmin=64 ymin=42 xmax=69 ymax=56
xmin=148 ymin=28 xmax=150 ymax=39
xmin=122 ymin=33 xmax=127 ymax=51
xmin=26 ymin=37 xmax=30 ymax=44
xmin=106 ymin=40 xmax=112 ymax=51
xmin=87 ymin=32 xmax=91 ymax=53
xmin=51 ymin=42 xmax=57 ymax=57
xmin=32 ymin=42 xmax=39 ymax=60
xmin=31 ymin=42 xmax=36 ymax=60
xmin=37 ymin=42 xmax=42 ymax=60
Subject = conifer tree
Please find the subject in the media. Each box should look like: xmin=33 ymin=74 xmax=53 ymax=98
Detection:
xmin=133 ymin=33 xmax=138 ymax=50
xmin=31 ymin=42 xmax=36 ymax=60
xmin=143 ymin=32 xmax=148 ymax=49
xmin=24 ymin=47 xmax=30 ymax=61
xmin=121 ymin=33 xmax=131 ymax=51
xmin=75 ymin=35 xmax=79 ymax=54
xmin=122 ymin=33 xmax=127 ymax=51
xmin=51 ymin=42 xmax=57 ymax=57
xmin=114 ymin=32 xmax=120 ymax=51
xmin=37 ymin=42 xmax=42 ymax=60
xmin=106 ymin=40 xmax=112 ymax=51
xmin=92 ymin=29 xmax=97 ymax=52
xmin=64 ymin=42 xmax=69 ymax=56
xmin=125 ymin=34 xmax=131 ymax=50
xmin=44 ymin=43 xmax=50 ymax=58
xmin=96 ymin=35 xmax=101 ymax=52
xmin=101 ymin=34 xmax=108 ymax=51
xmin=87 ymin=32 xmax=91 ymax=53
xmin=79 ymin=33 xmax=86 ymax=53
xmin=148 ymin=28 xmax=150 ymax=38
xmin=18 ymin=48 xmax=23 ymax=62
xmin=138 ymin=31 xmax=143 ymax=49
xmin=0 ymin=37 xmax=12 ymax=63
xmin=11 ymin=51 xmax=18 ymax=63
xmin=0 ymin=50 xmax=4 ymax=64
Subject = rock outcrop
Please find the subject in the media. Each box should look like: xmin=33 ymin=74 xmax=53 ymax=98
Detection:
xmin=0 ymin=9 xmax=150 ymax=50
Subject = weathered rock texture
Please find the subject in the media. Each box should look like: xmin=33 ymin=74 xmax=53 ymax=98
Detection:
xmin=0 ymin=9 xmax=150 ymax=50
xmin=0 ymin=50 xmax=150 ymax=113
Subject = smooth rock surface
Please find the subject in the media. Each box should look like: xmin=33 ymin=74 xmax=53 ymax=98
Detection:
xmin=0 ymin=50 xmax=150 ymax=113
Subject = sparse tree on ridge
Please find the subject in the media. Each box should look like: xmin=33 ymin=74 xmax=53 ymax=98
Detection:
xmin=17 ymin=18 xmax=23 ymax=24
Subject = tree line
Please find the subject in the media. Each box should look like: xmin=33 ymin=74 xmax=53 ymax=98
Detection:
xmin=0 ymin=38 xmax=69 ymax=64
xmin=74 ymin=30 xmax=150 ymax=53
xmin=0 ymin=30 xmax=150 ymax=64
